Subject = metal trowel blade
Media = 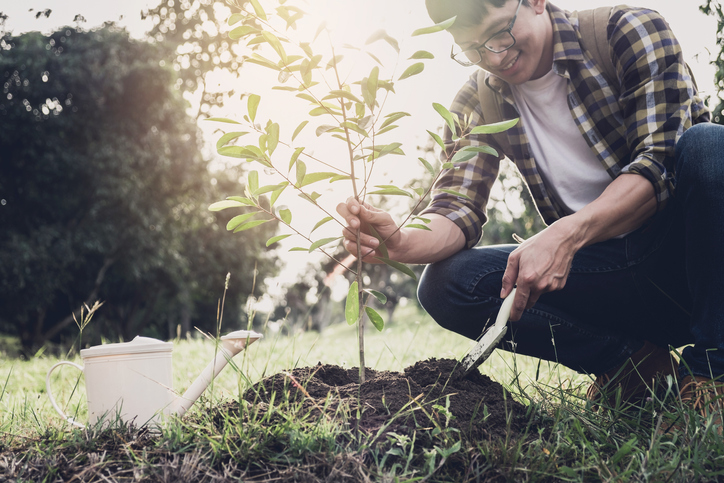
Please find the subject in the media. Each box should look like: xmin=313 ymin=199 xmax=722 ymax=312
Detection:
xmin=459 ymin=288 xmax=517 ymax=378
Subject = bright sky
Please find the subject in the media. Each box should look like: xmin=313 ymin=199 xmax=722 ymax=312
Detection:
xmin=3 ymin=0 xmax=719 ymax=305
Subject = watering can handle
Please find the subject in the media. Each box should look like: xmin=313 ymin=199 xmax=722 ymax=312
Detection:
xmin=46 ymin=361 xmax=86 ymax=429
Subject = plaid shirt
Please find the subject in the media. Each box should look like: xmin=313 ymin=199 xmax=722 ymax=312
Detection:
xmin=422 ymin=4 xmax=709 ymax=248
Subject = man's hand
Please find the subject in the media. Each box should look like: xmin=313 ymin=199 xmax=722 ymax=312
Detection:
xmin=500 ymin=224 xmax=576 ymax=321
xmin=500 ymin=173 xmax=657 ymax=321
xmin=336 ymin=198 xmax=467 ymax=264
xmin=336 ymin=198 xmax=403 ymax=263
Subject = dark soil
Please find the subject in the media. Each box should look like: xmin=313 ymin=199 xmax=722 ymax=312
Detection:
xmin=243 ymin=357 xmax=532 ymax=441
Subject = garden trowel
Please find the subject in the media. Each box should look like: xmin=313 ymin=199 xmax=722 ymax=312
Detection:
xmin=459 ymin=288 xmax=517 ymax=378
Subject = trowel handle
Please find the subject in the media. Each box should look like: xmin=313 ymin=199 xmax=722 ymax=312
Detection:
xmin=46 ymin=361 xmax=86 ymax=429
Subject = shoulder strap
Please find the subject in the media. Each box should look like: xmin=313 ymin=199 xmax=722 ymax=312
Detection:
xmin=476 ymin=69 xmax=512 ymax=158
xmin=577 ymin=7 xmax=617 ymax=87
xmin=578 ymin=7 xmax=699 ymax=91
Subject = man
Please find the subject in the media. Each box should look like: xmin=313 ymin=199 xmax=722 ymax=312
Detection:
xmin=337 ymin=0 xmax=724 ymax=412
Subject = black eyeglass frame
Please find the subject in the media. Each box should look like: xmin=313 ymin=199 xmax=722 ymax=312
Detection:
xmin=450 ymin=0 xmax=524 ymax=67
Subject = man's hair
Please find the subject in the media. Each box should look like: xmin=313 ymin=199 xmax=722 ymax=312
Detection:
xmin=425 ymin=0 xmax=531 ymax=31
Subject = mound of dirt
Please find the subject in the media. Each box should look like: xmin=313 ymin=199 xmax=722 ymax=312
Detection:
xmin=243 ymin=358 xmax=531 ymax=441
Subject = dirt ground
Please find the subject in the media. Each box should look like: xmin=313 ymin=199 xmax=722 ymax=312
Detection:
xmin=243 ymin=358 xmax=532 ymax=441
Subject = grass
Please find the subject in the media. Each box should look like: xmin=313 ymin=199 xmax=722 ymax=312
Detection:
xmin=1 ymin=304 xmax=724 ymax=482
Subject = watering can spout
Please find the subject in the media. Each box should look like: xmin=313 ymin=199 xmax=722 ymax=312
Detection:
xmin=170 ymin=330 xmax=262 ymax=418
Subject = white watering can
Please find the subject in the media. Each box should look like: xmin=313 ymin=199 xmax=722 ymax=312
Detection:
xmin=46 ymin=330 xmax=261 ymax=428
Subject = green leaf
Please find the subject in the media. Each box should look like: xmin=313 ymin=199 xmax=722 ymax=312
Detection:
xmin=295 ymin=160 xmax=306 ymax=186
xmin=326 ymin=54 xmax=344 ymax=70
xmin=270 ymin=184 xmax=287 ymax=206
xmin=248 ymin=94 xmax=260 ymax=122
xmin=399 ymin=62 xmax=424 ymax=81
xmin=309 ymin=106 xmax=339 ymax=116
xmin=376 ymin=124 xmax=398 ymax=135
xmin=409 ymin=50 xmax=435 ymax=59
xmin=229 ymin=25 xmax=257 ymax=39
xmin=433 ymin=103 xmax=456 ymax=134
xmin=366 ymin=66 xmax=379 ymax=108
xmin=470 ymin=118 xmax=519 ymax=134
xmin=316 ymin=124 xmax=340 ymax=137
xmin=461 ymin=145 xmax=499 ymax=157
xmin=205 ymin=117 xmax=241 ymax=124
xmin=323 ymin=90 xmax=363 ymax=104
xmin=405 ymin=223 xmax=432 ymax=231
xmin=365 ymin=307 xmax=385 ymax=331
xmin=345 ymin=281 xmax=360 ymax=325
xmin=254 ymin=182 xmax=287 ymax=196
xmin=227 ymin=211 xmax=261 ymax=231
xmin=363 ymin=289 xmax=387 ymax=305
xmin=248 ymin=170 xmax=259 ymax=193
xmin=227 ymin=13 xmax=244 ymax=26
xmin=341 ymin=121 xmax=369 ymax=138
xmin=266 ymin=123 xmax=280 ymax=154
xmin=439 ymin=188 xmax=472 ymax=200
xmin=309 ymin=236 xmax=342 ymax=252
xmin=227 ymin=196 xmax=256 ymax=206
xmin=279 ymin=208 xmax=292 ymax=225
xmin=209 ymin=200 xmax=246 ymax=211
xmin=233 ymin=219 xmax=271 ymax=232
xmin=311 ymin=216 xmax=334 ymax=233
xmin=266 ymin=234 xmax=291 ymax=247
xmin=411 ymin=16 xmax=457 ymax=36
xmin=380 ymin=111 xmax=410 ymax=129
xmin=245 ymin=53 xmax=281 ymax=70
xmin=369 ymin=186 xmax=413 ymax=198
xmin=368 ymin=224 xmax=389 ymax=259
xmin=300 ymin=172 xmax=338 ymax=187
xmin=427 ymin=130 xmax=445 ymax=150
xmin=288 ymin=146 xmax=304 ymax=172
xmin=261 ymin=31 xmax=287 ymax=63
xmin=450 ymin=150 xmax=478 ymax=163
xmin=216 ymin=131 xmax=249 ymax=150
xmin=364 ymin=29 xmax=399 ymax=53
xmin=289 ymin=247 xmax=308 ymax=252
xmin=418 ymin=157 xmax=435 ymax=177
xmin=378 ymin=142 xmax=404 ymax=158
xmin=292 ymin=120 xmax=308 ymax=141
xmin=249 ymin=0 xmax=267 ymax=21
xmin=375 ymin=257 xmax=417 ymax=281
xmin=313 ymin=21 xmax=327 ymax=42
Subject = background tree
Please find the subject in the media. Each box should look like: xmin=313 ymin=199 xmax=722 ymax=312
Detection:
xmin=142 ymin=0 xmax=256 ymax=119
xmin=701 ymin=0 xmax=724 ymax=124
xmin=0 ymin=24 xmax=277 ymax=355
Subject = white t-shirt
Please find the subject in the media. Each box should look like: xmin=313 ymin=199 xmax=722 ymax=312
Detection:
xmin=510 ymin=68 xmax=613 ymax=214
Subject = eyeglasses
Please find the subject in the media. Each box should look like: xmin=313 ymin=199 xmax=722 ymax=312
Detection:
xmin=450 ymin=0 xmax=524 ymax=67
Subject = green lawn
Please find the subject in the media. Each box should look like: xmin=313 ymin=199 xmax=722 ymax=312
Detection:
xmin=2 ymin=306 xmax=723 ymax=482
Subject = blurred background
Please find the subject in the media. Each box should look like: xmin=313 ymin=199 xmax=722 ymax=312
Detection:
xmin=1 ymin=0 xmax=721 ymax=357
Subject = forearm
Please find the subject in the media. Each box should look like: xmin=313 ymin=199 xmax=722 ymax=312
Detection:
xmin=390 ymin=214 xmax=466 ymax=264
xmin=554 ymin=173 xmax=657 ymax=250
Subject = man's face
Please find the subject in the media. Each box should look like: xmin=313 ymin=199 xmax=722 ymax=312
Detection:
xmin=450 ymin=0 xmax=553 ymax=84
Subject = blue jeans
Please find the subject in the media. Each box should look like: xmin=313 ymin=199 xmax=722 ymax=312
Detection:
xmin=417 ymin=123 xmax=724 ymax=379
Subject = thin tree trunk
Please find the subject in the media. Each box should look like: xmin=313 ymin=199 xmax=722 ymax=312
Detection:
xmin=38 ymin=255 xmax=116 ymax=345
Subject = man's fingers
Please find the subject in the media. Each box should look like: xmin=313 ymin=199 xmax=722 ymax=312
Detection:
xmin=501 ymin=255 xmax=519 ymax=299
xmin=509 ymin=287 xmax=529 ymax=322
xmin=342 ymin=239 xmax=381 ymax=262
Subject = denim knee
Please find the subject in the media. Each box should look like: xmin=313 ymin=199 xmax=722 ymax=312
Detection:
xmin=417 ymin=248 xmax=509 ymax=337
xmin=675 ymin=123 xmax=724 ymax=187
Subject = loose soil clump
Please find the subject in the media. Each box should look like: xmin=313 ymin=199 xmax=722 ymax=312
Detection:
xmin=243 ymin=357 xmax=530 ymax=441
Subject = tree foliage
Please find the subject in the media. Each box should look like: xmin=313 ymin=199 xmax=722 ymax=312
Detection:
xmin=142 ymin=0 xmax=255 ymax=118
xmin=0 ymin=24 xmax=277 ymax=355
xmin=701 ymin=0 xmax=724 ymax=124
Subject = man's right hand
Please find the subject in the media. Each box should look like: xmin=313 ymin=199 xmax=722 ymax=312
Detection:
xmin=336 ymin=198 xmax=467 ymax=265
xmin=336 ymin=198 xmax=402 ymax=263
